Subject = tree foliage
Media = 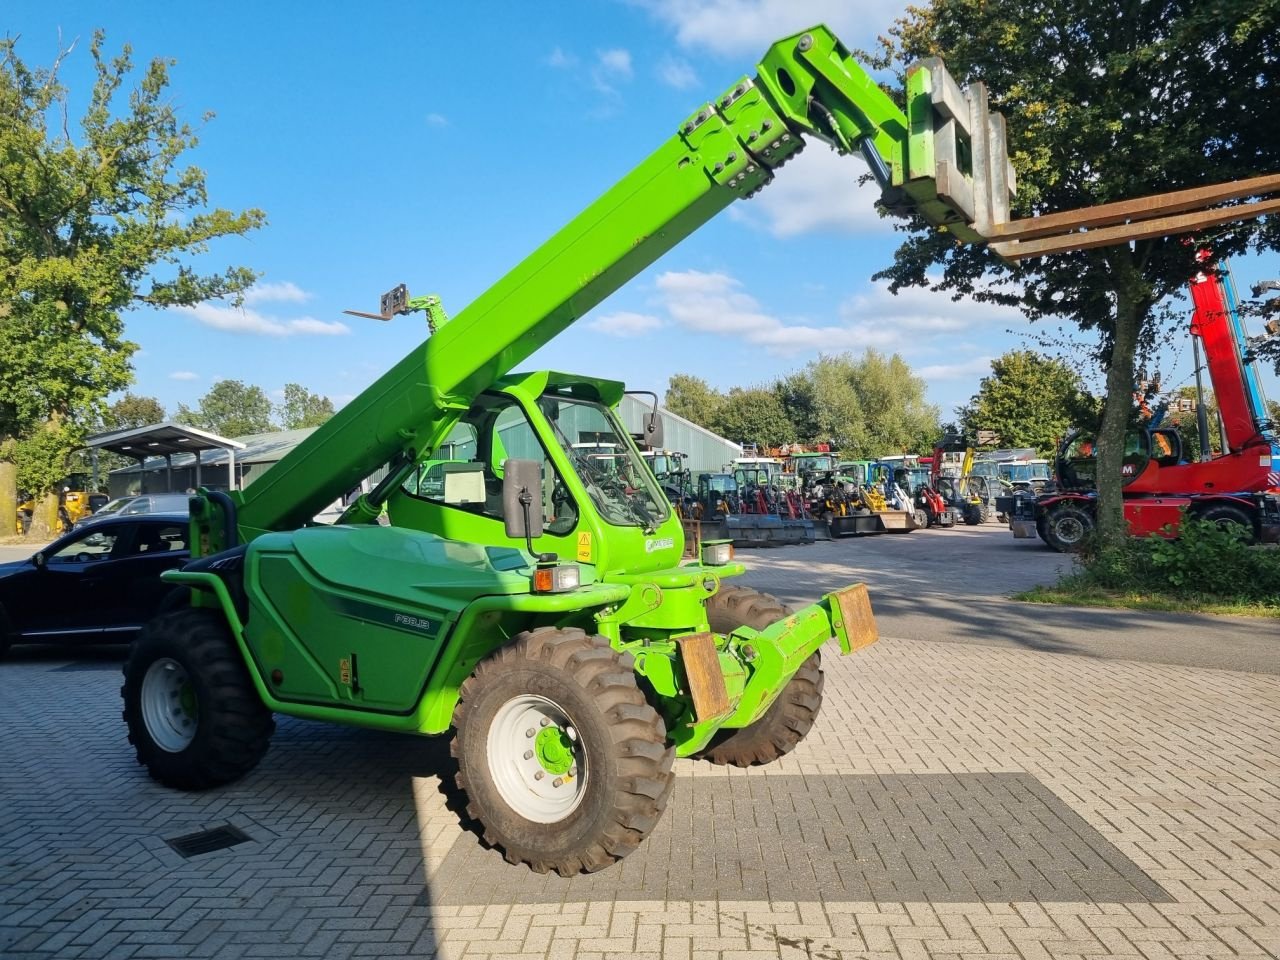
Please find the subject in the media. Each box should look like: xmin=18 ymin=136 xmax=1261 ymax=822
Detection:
xmin=664 ymin=351 xmax=939 ymax=455
xmin=875 ymin=0 xmax=1280 ymax=540
xmin=664 ymin=374 xmax=723 ymax=427
xmin=958 ymin=350 xmax=1094 ymax=454
xmin=277 ymin=383 xmax=335 ymax=430
xmin=106 ymin=393 xmax=166 ymax=431
xmin=779 ymin=352 xmax=940 ymax=456
xmin=177 ymin=380 xmax=275 ymax=437
xmin=0 ymin=32 xmax=265 ymax=534
xmin=711 ymin=387 xmax=796 ymax=448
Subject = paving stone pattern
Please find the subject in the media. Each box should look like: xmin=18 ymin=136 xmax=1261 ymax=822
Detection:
xmin=2 ymin=633 xmax=1279 ymax=959
xmin=433 ymin=773 xmax=1169 ymax=905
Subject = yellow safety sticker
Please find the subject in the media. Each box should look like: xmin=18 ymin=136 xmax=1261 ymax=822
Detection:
xmin=339 ymin=658 xmax=351 ymax=685
xmin=576 ymin=531 xmax=592 ymax=562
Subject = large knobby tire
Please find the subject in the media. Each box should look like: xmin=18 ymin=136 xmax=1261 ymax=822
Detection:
xmin=1195 ymin=502 xmax=1257 ymax=544
xmin=451 ymin=627 xmax=674 ymax=876
xmin=1042 ymin=502 xmax=1095 ymax=553
xmin=121 ymin=609 xmax=274 ymax=789
xmin=697 ymin=586 xmax=824 ymax=767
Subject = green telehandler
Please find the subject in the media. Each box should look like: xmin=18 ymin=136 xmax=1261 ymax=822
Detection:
xmin=120 ymin=27 xmax=1008 ymax=875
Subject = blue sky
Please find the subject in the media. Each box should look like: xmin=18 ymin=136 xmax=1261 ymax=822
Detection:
xmin=8 ymin=0 xmax=1279 ymax=425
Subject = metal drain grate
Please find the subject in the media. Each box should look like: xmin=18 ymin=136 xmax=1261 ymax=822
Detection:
xmin=165 ymin=824 xmax=252 ymax=858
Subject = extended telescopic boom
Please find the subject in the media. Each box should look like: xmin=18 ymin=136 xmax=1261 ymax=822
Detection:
xmin=232 ymin=27 xmax=1003 ymax=540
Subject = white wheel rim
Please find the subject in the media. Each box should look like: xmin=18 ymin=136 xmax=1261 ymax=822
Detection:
xmin=487 ymin=694 xmax=587 ymax=824
xmin=141 ymin=657 xmax=197 ymax=752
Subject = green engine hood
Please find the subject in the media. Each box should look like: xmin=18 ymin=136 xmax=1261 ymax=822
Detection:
xmin=255 ymin=524 xmax=536 ymax=602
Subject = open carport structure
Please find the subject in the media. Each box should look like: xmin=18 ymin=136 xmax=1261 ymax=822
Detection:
xmin=84 ymin=422 xmax=246 ymax=493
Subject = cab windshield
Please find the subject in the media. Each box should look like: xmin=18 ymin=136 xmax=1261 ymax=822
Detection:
xmin=538 ymin=395 xmax=670 ymax=532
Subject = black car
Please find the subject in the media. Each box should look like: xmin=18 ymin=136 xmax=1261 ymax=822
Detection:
xmin=0 ymin=513 xmax=190 ymax=656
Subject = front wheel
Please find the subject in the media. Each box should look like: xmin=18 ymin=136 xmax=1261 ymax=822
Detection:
xmin=452 ymin=627 xmax=674 ymax=876
xmin=1042 ymin=503 xmax=1095 ymax=553
xmin=121 ymin=609 xmax=274 ymax=789
xmin=1195 ymin=503 xmax=1256 ymax=544
xmin=697 ymin=587 xmax=824 ymax=767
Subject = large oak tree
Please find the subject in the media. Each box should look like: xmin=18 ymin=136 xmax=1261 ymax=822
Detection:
xmin=0 ymin=32 xmax=264 ymax=535
xmin=876 ymin=0 xmax=1280 ymax=540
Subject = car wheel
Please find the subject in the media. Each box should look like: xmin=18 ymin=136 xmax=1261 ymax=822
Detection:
xmin=121 ymin=609 xmax=274 ymax=789
xmin=451 ymin=627 xmax=673 ymax=876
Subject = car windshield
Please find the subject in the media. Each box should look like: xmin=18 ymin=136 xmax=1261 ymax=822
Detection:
xmin=93 ymin=497 xmax=135 ymax=517
xmin=539 ymin=395 xmax=670 ymax=532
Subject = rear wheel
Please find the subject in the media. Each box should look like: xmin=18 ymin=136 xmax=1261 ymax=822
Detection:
xmin=1195 ymin=502 xmax=1256 ymax=543
xmin=121 ymin=609 xmax=274 ymax=789
xmin=1042 ymin=502 xmax=1094 ymax=553
xmin=697 ymin=587 xmax=824 ymax=767
xmin=452 ymin=627 xmax=674 ymax=876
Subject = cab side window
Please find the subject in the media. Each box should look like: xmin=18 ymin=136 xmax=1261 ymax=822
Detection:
xmin=402 ymin=395 xmax=578 ymax=536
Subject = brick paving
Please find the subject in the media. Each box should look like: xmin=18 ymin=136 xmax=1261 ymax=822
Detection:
xmin=3 ymin=627 xmax=1280 ymax=958
xmin=433 ymin=774 xmax=1169 ymax=905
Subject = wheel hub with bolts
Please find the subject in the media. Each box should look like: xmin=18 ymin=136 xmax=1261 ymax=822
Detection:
xmin=488 ymin=694 xmax=587 ymax=823
xmin=140 ymin=657 xmax=197 ymax=753
xmin=1055 ymin=516 xmax=1085 ymax=544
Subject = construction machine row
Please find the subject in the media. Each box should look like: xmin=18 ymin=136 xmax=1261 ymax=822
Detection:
xmin=639 ymin=440 xmax=1033 ymax=550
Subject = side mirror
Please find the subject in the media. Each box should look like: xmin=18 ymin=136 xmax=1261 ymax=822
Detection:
xmin=32 ymin=552 xmax=45 ymax=569
xmin=502 ymin=459 xmax=544 ymax=541
xmin=642 ymin=412 xmax=663 ymax=449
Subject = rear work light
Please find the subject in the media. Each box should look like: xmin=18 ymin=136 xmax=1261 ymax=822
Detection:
xmin=532 ymin=564 xmax=581 ymax=594
xmin=701 ymin=541 xmax=734 ymax=566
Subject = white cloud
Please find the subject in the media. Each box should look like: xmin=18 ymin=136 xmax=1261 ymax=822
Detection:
xmin=242 ymin=281 xmax=311 ymax=305
xmin=652 ymin=269 xmax=1023 ymax=359
xmin=589 ymin=311 xmax=664 ymax=337
xmin=178 ymin=302 xmax=351 ymax=337
xmin=591 ymin=48 xmax=634 ymax=99
xmin=597 ymin=48 xmax=633 ymax=78
xmin=425 ymin=112 xmax=448 ymax=127
xmin=654 ymin=269 xmax=896 ymax=355
xmin=168 ymin=370 xmax=199 ymax=381
xmin=917 ymin=357 xmax=998 ymax=380
xmin=287 ymin=317 xmax=351 ymax=336
xmin=657 ymin=56 xmax=699 ymax=89
xmin=838 ymin=277 xmax=1027 ymax=336
xmin=546 ymin=47 xmax=577 ymax=68
xmin=732 ymin=146 xmax=891 ymax=238
xmin=631 ymin=0 xmax=897 ymax=57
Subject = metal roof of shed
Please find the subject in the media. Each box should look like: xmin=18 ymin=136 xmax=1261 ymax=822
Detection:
xmin=85 ymin=422 xmax=245 ymax=458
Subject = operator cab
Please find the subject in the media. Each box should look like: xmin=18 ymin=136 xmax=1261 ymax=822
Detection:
xmin=1056 ymin=428 xmax=1183 ymax=491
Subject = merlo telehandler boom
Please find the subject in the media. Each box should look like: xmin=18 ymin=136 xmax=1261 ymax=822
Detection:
xmin=122 ymin=26 xmax=1004 ymax=877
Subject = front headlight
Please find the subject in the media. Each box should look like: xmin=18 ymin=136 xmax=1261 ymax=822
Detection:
xmin=700 ymin=541 xmax=734 ymax=566
xmin=532 ymin=564 xmax=581 ymax=593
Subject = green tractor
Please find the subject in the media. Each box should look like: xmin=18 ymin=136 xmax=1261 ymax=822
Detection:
xmin=121 ymin=27 xmax=1007 ymax=874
